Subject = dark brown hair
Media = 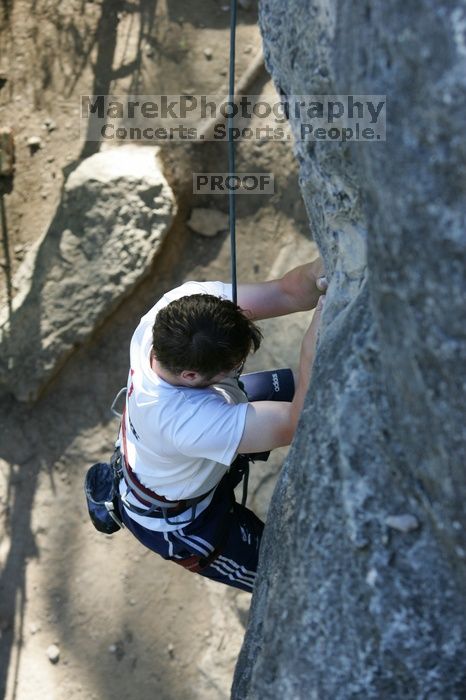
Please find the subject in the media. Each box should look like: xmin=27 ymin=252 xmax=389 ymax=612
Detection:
xmin=152 ymin=294 xmax=262 ymax=379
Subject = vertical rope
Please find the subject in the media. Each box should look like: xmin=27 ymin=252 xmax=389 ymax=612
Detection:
xmin=228 ymin=0 xmax=238 ymax=304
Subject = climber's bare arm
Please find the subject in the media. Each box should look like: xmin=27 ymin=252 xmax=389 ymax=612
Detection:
xmin=237 ymin=297 xmax=325 ymax=453
xmin=237 ymin=401 xmax=293 ymax=453
xmin=237 ymin=257 xmax=327 ymax=321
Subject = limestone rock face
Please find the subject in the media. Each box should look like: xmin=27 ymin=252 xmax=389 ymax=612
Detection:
xmin=0 ymin=146 xmax=176 ymax=401
xmin=232 ymin=1 xmax=466 ymax=699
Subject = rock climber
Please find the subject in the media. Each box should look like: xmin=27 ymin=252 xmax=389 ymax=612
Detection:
xmin=116 ymin=258 xmax=327 ymax=592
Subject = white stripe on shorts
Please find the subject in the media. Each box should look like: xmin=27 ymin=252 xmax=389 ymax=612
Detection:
xmin=164 ymin=532 xmax=174 ymax=557
xmin=216 ymin=556 xmax=256 ymax=585
xmin=218 ymin=555 xmax=257 ymax=581
xmin=172 ymin=531 xmax=210 ymax=557
xmin=209 ymin=562 xmax=255 ymax=590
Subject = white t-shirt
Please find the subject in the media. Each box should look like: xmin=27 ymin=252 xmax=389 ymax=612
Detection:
xmin=119 ymin=280 xmax=249 ymax=531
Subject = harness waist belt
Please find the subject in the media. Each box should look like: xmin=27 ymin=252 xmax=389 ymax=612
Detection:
xmin=118 ymin=454 xmax=214 ymax=525
xmin=120 ymin=451 xmax=207 ymax=514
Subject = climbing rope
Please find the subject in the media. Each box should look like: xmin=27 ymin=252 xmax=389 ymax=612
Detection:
xmin=228 ymin=0 xmax=238 ymax=304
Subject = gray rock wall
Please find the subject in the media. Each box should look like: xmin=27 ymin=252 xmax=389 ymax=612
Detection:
xmin=233 ymin=1 xmax=466 ymax=698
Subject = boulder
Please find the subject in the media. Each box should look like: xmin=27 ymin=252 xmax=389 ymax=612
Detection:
xmin=187 ymin=207 xmax=229 ymax=237
xmin=0 ymin=146 xmax=176 ymax=401
xmin=232 ymin=1 xmax=466 ymax=699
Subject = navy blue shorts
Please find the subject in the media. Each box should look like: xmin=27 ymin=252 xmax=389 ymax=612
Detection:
xmin=120 ymin=369 xmax=294 ymax=593
xmin=120 ymin=464 xmax=264 ymax=592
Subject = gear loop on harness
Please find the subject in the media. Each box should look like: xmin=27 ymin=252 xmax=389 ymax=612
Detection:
xmin=110 ymin=386 xmax=127 ymax=419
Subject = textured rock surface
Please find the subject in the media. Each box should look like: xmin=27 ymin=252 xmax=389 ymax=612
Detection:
xmin=187 ymin=207 xmax=229 ymax=237
xmin=0 ymin=146 xmax=176 ymax=401
xmin=233 ymin=1 xmax=466 ymax=699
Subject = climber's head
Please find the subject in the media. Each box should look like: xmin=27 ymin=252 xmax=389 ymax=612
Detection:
xmin=152 ymin=293 xmax=262 ymax=387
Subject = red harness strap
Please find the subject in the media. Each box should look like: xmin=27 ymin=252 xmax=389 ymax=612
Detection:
xmin=173 ymin=550 xmax=222 ymax=573
xmin=173 ymin=555 xmax=203 ymax=573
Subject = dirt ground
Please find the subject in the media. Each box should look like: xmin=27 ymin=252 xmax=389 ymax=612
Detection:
xmin=0 ymin=2 xmax=316 ymax=698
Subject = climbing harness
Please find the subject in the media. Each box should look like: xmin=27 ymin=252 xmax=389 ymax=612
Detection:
xmin=114 ymin=368 xmax=295 ymax=528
